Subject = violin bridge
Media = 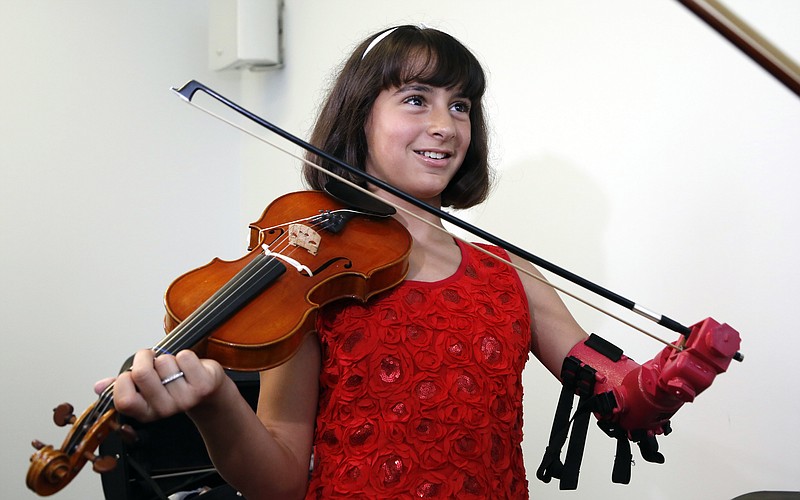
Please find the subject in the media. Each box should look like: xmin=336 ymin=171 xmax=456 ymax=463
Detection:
xmin=288 ymin=223 xmax=321 ymax=255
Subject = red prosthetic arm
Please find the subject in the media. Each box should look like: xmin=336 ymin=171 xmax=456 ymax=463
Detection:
xmin=537 ymin=317 xmax=741 ymax=489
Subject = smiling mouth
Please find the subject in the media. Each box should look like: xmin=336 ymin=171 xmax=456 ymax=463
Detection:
xmin=417 ymin=150 xmax=449 ymax=160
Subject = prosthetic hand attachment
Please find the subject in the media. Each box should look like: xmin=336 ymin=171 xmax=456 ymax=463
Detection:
xmin=536 ymin=317 xmax=741 ymax=489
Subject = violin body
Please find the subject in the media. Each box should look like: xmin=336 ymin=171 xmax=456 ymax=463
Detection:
xmin=164 ymin=189 xmax=412 ymax=371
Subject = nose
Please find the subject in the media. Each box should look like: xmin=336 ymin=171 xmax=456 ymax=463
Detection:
xmin=427 ymin=106 xmax=456 ymax=140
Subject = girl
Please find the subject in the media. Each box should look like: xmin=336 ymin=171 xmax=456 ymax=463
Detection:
xmin=110 ymin=25 xmax=588 ymax=499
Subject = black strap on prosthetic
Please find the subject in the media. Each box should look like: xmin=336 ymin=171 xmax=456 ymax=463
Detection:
xmin=597 ymin=421 xmax=633 ymax=484
xmin=537 ymin=334 xmax=635 ymax=489
xmin=536 ymin=355 xmax=596 ymax=489
xmin=581 ymin=335 xmax=636 ymax=484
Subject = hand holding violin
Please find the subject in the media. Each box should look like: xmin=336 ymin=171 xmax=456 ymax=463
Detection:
xmin=105 ymin=349 xmax=228 ymax=423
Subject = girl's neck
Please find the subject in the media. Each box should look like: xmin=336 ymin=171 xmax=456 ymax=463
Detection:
xmin=368 ymin=187 xmax=462 ymax=281
xmin=374 ymin=188 xmax=444 ymax=233
xmin=393 ymin=208 xmax=462 ymax=283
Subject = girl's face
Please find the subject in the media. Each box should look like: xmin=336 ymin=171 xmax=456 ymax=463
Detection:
xmin=364 ymin=82 xmax=471 ymax=205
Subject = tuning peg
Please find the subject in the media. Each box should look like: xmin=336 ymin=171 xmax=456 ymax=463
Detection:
xmin=31 ymin=439 xmax=48 ymax=450
xmin=82 ymin=451 xmax=117 ymax=474
xmin=107 ymin=420 xmax=139 ymax=444
xmin=52 ymin=403 xmax=76 ymax=427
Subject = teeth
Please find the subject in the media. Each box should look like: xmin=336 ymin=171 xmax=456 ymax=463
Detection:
xmin=420 ymin=151 xmax=447 ymax=160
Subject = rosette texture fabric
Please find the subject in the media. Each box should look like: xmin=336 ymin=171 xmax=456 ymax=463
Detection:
xmin=306 ymin=241 xmax=531 ymax=499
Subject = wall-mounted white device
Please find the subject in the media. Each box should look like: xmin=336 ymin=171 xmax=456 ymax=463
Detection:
xmin=209 ymin=0 xmax=283 ymax=71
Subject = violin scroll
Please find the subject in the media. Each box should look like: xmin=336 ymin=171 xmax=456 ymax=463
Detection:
xmin=27 ymin=401 xmax=128 ymax=496
xmin=27 ymin=443 xmax=72 ymax=496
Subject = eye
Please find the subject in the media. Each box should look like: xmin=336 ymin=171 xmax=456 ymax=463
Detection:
xmin=451 ymin=100 xmax=471 ymax=114
xmin=403 ymin=95 xmax=425 ymax=106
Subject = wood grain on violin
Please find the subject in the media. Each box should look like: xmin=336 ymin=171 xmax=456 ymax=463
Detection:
xmin=164 ymin=189 xmax=412 ymax=371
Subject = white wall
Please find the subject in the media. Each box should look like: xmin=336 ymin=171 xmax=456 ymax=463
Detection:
xmin=2 ymin=1 xmax=798 ymax=499
xmin=1 ymin=1 xmax=244 ymax=498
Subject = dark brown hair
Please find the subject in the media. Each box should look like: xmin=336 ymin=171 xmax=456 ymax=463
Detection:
xmin=303 ymin=25 xmax=491 ymax=209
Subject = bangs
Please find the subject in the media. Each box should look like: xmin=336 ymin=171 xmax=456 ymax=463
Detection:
xmin=376 ymin=28 xmax=486 ymax=100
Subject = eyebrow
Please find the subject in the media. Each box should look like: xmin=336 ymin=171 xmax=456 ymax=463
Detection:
xmin=396 ymin=83 xmax=432 ymax=94
xmin=395 ymin=83 xmax=469 ymax=99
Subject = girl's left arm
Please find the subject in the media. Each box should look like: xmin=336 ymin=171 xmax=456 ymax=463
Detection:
xmin=509 ymin=254 xmax=588 ymax=378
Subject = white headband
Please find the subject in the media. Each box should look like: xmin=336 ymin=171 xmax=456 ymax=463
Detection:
xmin=360 ymin=24 xmax=430 ymax=60
xmin=361 ymin=27 xmax=400 ymax=60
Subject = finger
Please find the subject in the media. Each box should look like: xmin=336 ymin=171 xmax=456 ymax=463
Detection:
xmin=114 ymin=370 xmax=154 ymax=421
xmin=128 ymin=349 xmax=162 ymax=393
xmin=153 ymin=352 xmax=184 ymax=386
xmin=94 ymin=377 xmax=116 ymax=395
xmin=153 ymin=352 xmax=211 ymax=409
xmin=175 ymin=350 xmax=225 ymax=396
xmin=128 ymin=349 xmax=184 ymax=417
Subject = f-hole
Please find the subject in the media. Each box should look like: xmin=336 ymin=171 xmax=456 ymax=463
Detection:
xmin=305 ymin=256 xmax=353 ymax=276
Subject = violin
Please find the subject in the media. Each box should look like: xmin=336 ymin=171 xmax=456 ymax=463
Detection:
xmin=26 ymin=186 xmax=412 ymax=496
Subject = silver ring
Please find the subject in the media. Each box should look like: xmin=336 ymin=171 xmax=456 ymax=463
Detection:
xmin=160 ymin=371 xmax=185 ymax=385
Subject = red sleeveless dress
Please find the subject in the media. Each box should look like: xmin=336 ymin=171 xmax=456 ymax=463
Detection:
xmin=305 ymin=240 xmax=531 ymax=499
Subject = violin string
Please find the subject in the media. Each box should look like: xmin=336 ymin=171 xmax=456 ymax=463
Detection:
xmin=156 ymin=217 xmax=326 ymax=357
xmin=156 ymin=232 xmax=295 ymax=355
xmin=64 ymin=383 xmax=116 ymax=453
xmin=183 ymin=100 xmax=676 ymax=350
xmin=156 ymin=251 xmax=288 ymax=355
xmin=155 ymin=259 xmax=261 ymax=353
xmin=256 ymin=214 xmax=332 ymax=266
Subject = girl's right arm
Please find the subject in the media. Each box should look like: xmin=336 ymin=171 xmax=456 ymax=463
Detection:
xmin=187 ymin=332 xmax=321 ymax=500
xmin=112 ymin=332 xmax=321 ymax=500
